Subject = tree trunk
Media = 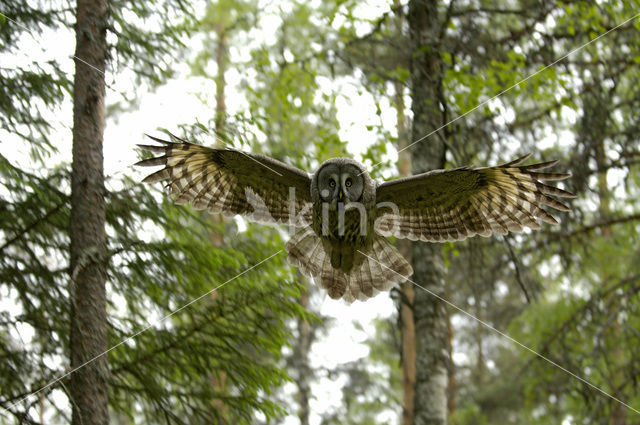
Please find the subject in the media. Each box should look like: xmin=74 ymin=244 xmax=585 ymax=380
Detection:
xmin=579 ymin=86 xmax=625 ymax=425
xmin=69 ymin=0 xmax=109 ymax=424
xmin=208 ymin=22 xmax=229 ymax=419
xmin=209 ymin=21 xmax=229 ymax=247
xmin=446 ymin=316 xmax=455 ymax=417
xmin=408 ymin=1 xmax=448 ymax=424
xmin=589 ymin=91 xmax=625 ymax=425
xmin=294 ymin=276 xmax=312 ymax=425
xmin=214 ymin=23 xmax=228 ymax=137
xmin=392 ymin=46 xmax=416 ymax=425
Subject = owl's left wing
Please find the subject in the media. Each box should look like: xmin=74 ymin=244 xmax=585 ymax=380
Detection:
xmin=136 ymin=133 xmax=312 ymax=226
xmin=375 ymin=154 xmax=575 ymax=242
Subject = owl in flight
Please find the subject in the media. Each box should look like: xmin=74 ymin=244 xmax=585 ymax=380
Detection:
xmin=137 ymin=133 xmax=574 ymax=303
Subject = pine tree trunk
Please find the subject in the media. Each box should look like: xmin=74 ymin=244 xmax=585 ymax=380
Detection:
xmin=408 ymin=1 xmax=448 ymax=424
xmin=69 ymin=0 xmax=109 ymax=424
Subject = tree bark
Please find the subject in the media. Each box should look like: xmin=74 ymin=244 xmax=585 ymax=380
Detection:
xmin=209 ymin=21 xmax=228 ymax=246
xmin=586 ymin=90 xmax=625 ymax=425
xmin=214 ymin=23 xmax=228 ymax=136
xmin=392 ymin=45 xmax=416 ymax=425
xmin=69 ymin=0 xmax=109 ymax=424
xmin=208 ymin=22 xmax=229 ymax=419
xmin=408 ymin=1 xmax=448 ymax=424
xmin=294 ymin=276 xmax=312 ymax=425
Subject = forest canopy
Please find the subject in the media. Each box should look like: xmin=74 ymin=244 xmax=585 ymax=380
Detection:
xmin=1 ymin=1 xmax=639 ymax=424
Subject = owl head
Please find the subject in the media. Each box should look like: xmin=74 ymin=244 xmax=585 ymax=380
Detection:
xmin=311 ymin=158 xmax=374 ymax=210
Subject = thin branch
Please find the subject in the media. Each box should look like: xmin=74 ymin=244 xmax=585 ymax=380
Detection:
xmin=503 ymin=235 xmax=533 ymax=303
xmin=519 ymin=274 xmax=640 ymax=374
xmin=561 ymin=213 xmax=640 ymax=239
xmin=0 ymin=201 xmax=67 ymax=254
xmin=450 ymin=7 xmax=528 ymax=16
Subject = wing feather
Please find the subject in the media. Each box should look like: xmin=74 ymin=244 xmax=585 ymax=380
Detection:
xmin=375 ymin=155 xmax=575 ymax=242
xmin=136 ymin=133 xmax=313 ymax=226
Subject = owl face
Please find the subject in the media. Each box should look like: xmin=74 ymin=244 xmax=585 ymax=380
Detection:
xmin=315 ymin=160 xmax=365 ymax=209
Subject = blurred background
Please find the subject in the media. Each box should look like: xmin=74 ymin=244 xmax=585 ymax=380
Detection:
xmin=1 ymin=0 xmax=639 ymax=424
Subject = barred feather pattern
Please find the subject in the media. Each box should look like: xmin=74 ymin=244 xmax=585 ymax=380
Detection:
xmin=286 ymin=227 xmax=413 ymax=302
xmin=375 ymin=154 xmax=576 ymax=242
xmin=136 ymin=134 xmax=313 ymax=226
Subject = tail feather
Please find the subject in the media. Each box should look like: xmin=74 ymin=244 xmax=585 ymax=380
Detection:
xmin=286 ymin=227 xmax=323 ymax=276
xmin=320 ymin=256 xmax=348 ymax=300
xmin=286 ymin=229 xmax=413 ymax=303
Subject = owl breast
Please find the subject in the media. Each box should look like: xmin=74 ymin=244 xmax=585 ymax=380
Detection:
xmin=311 ymin=207 xmax=370 ymax=244
xmin=311 ymin=202 xmax=376 ymax=273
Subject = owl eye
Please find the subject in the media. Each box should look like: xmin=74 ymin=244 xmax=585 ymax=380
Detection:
xmin=345 ymin=178 xmax=352 ymax=187
xmin=329 ymin=179 xmax=336 ymax=188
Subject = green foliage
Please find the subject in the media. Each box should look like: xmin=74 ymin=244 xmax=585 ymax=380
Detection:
xmin=190 ymin=0 xmax=258 ymax=78
xmin=1 ymin=0 xmax=311 ymax=423
xmin=106 ymin=181 xmax=310 ymax=423
xmin=0 ymin=155 xmax=70 ymax=416
xmin=0 ymin=3 xmax=72 ymax=156
xmin=1 ymin=161 xmax=310 ymax=423
xmin=441 ymin=2 xmax=640 ymax=424
xmin=4 ymin=0 xmax=640 ymax=423
xmin=242 ymin=13 xmax=348 ymax=169
xmin=109 ymin=0 xmax=194 ymax=86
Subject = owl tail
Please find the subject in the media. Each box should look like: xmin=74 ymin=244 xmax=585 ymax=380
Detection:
xmin=286 ymin=228 xmax=413 ymax=303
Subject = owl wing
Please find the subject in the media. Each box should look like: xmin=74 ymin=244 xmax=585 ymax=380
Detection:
xmin=375 ymin=154 xmax=575 ymax=242
xmin=136 ymin=133 xmax=312 ymax=227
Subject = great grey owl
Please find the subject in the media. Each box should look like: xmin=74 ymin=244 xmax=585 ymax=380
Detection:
xmin=137 ymin=133 xmax=574 ymax=303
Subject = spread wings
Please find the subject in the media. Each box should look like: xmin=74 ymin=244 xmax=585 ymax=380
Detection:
xmin=375 ymin=154 xmax=575 ymax=242
xmin=136 ymin=133 xmax=313 ymax=227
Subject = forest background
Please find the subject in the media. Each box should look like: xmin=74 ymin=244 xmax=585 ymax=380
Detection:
xmin=1 ymin=0 xmax=639 ymax=424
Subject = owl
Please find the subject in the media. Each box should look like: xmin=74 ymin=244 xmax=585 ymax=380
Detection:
xmin=136 ymin=133 xmax=575 ymax=302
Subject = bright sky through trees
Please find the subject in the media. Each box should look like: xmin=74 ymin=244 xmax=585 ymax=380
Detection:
xmin=3 ymin=1 xmax=640 ymax=424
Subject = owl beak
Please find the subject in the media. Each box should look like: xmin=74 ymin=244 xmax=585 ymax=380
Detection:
xmin=338 ymin=190 xmax=344 ymax=201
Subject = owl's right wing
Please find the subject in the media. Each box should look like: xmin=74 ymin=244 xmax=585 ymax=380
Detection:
xmin=374 ymin=154 xmax=575 ymax=242
xmin=136 ymin=133 xmax=313 ymax=227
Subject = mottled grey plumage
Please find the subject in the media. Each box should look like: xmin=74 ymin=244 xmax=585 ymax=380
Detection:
xmin=137 ymin=133 xmax=575 ymax=303
xmin=304 ymin=158 xmax=409 ymax=301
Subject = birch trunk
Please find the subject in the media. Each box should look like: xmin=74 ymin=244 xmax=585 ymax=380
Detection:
xmin=408 ymin=1 xmax=448 ymax=424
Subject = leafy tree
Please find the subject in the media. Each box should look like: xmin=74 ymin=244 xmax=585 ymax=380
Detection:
xmin=323 ymin=1 xmax=640 ymax=425
xmin=239 ymin=3 xmax=349 ymax=421
xmin=1 ymin=1 xmax=310 ymax=423
xmin=432 ymin=2 xmax=640 ymax=424
xmin=4 ymin=1 xmax=640 ymax=424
